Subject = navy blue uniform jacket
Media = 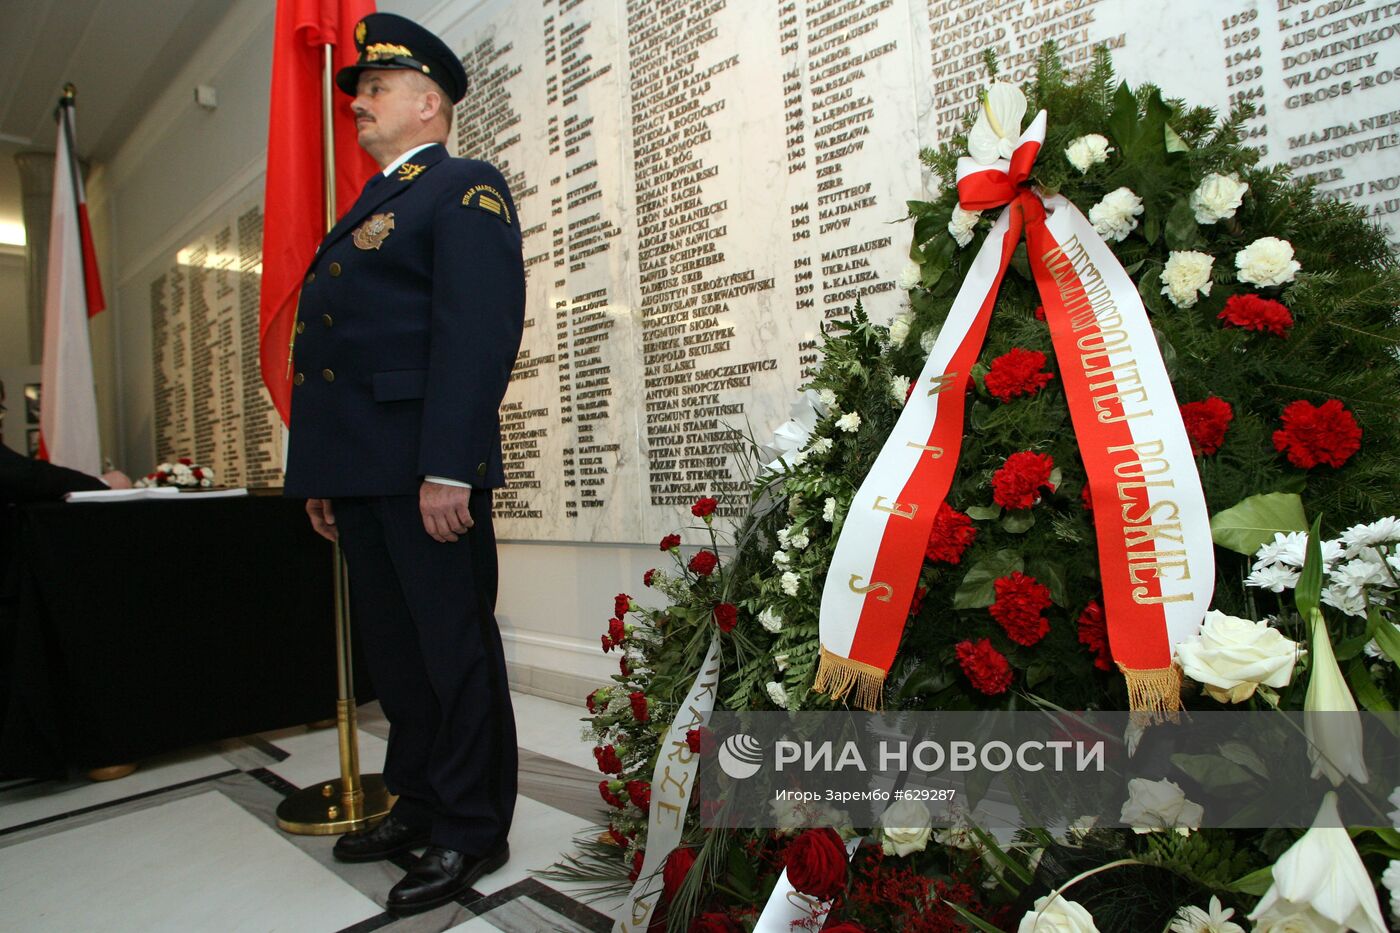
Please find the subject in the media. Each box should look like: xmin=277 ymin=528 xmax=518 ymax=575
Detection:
xmin=283 ymin=144 xmax=524 ymax=498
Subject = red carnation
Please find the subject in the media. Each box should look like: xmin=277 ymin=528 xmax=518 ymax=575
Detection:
xmin=692 ymin=496 xmax=719 ymax=518
xmin=178 ymin=457 xmax=193 ymax=465
xmin=192 ymin=468 xmax=205 ymax=480
xmin=628 ymin=849 xmax=644 ymax=882
xmin=984 ymin=348 xmax=1054 ymax=403
xmin=713 ymin=602 xmax=738 ymax=632
xmin=1218 ymin=293 xmax=1293 ymax=338
xmin=1034 ymin=304 xmax=1046 ymax=321
xmin=629 ymin=690 xmax=650 ymax=723
xmin=825 ymin=925 xmax=871 ymax=933
xmin=1273 ymin=399 xmax=1362 ymax=469
xmin=1180 ymin=396 xmax=1234 ymax=456
xmin=924 ymin=502 xmax=978 ymax=564
xmin=609 ymin=617 xmax=627 ymax=646
xmin=688 ymin=550 xmax=719 ymax=576
xmin=586 ymin=689 xmax=602 ymax=714
xmin=991 ymin=451 xmax=1056 ymax=510
xmin=599 ymin=780 xmax=625 ymax=808
xmin=594 ymin=744 xmax=624 ymax=775
xmin=155 ymin=471 xmax=168 ymax=481
xmin=606 ymin=824 xmax=630 ymax=847
xmin=601 ymin=634 xmax=614 ymax=653
xmin=686 ymin=727 xmax=713 ymax=755
xmin=690 ymin=914 xmax=743 ymax=933
xmin=1077 ymin=599 xmax=1112 ymax=671
xmin=785 ymin=828 xmax=848 ymax=900
xmin=615 ymin=593 xmax=633 ymax=617
xmin=1081 ymin=483 xmax=1093 ymax=513
xmin=660 ymin=533 xmax=681 ymax=551
xmin=989 ymin=572 xmax=1052 ymax=646
xmin=908 ymin=584 xmax=928 ymax=618
xmin=626 ymin=779 xmax=651 ymax=811
xmin=643 ymin=569 xmax=656 ymax=587
xmin=956 ymin=639 xmax=1013 ymax=695
xmin=620 ymin=656 xmax=631 ymax=677
xmin=662 ymin=846 xmax=696 ymax=901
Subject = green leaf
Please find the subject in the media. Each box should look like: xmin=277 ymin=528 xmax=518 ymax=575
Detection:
xmin=1165 ymin=197 xmax=1201 ymax=250
xmin=1001 ymin=511 xmax=1036 ymax=534
xmin=1142 ymin=208 xmax=1161 ymax=244
xmin=1209 ymin=492 xmax=1308 ymax=556
xmin=1137 ymin=266 xmax=1164 ymax=314
xmin=1218 ymin=742 xmax=1269 ymax=780
xmin=1370 ymin=608 xmax=1400 ymax=665
xmin=900 ymin=666 xmax=954 ymax=698
xmin=944 ymin=903 xmax=1007 ymax=933
xmin=1106 ymin=82 xmax=1139 ymax=155
xmin=1346 ymin=656 xmax=1393 ymax=713
xmin=966 ymin=504 xmax=1002 ymax=521
xmin=1026 ymin=558 xmax=1069 ymax=607
xmin=1164 ymin=122 xmax=1189 ymax=153
xmin=953 ymin=552 xmax=1025 ymax=609
xmin=1230 ymin=866 xmax=1274 ymax=896
xmin=1170 ymin=752 xmax=1258 ymax=789
xmin=1295 ymin=515 xmax=1325 ymax=622
xmin=1026 ymin=660 xmax=1054 ymax=688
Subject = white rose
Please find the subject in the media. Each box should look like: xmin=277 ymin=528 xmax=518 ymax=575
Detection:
xmin=878 ymin=800 xmax=932 ymax=856
xmin=897 ymin=260 xmax=921 ymax=289
xmin=890 ymin=375 xmax=911 ymax=403
xmin=822 ymin=497 xmax=838 ymax=522
xmin=1174 ymin=610 xmax=1301 ymax=703
xmin=1088 ymin=187 xmax=1143 ymax=243
xmin=1119 ymin=778 xmax=1204 ymax=835
xmin=766 ymin=681 xmax=789 ymax=709
xmin=1160 ymin=250 xmax=1215 ymax=308
xmin=758 ymin=607 xmax=783 ymax=633
xmin=780 ymin=571 xmax=800 ymax=596
xmin=888 ymin=314 xmax=911 ymax=347
xmin=835 ymin=411 xmax=861 ymax=433
xmin=1018 ymin=893 xmax=1100 ymax=932
xmin=1064 ymin=133 xmax=1112 ymax=173
xmin=1190 ymin=172 xmax=1249 ymax=224
xmin=1236 ymin=236 xmax=1300 ymax=287
xmin=948 ymin=205 xmax=982 ymax=247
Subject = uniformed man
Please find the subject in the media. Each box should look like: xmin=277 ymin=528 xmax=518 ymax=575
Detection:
xmin=282 ymin=13 xmax=524 ymax=915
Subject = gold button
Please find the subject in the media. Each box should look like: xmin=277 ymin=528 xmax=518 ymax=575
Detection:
xmin=322 ymin=368 xmax=335 ymax=382
xmin=305 ymin=272 xmax=315 ymax=285
xmin=294 ymin=372 xmax=305 ymax=385
xmin=322 ymin=314 xmax=333 ymax=327
xmin=295 ymin=321 xmax=305 ymax=334
xmin=329 ymin=262 xmax=342 ymax=276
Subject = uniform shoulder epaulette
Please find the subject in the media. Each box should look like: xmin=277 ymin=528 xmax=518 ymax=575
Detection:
xmin=460 ymin=177 xmax=512 ymax=226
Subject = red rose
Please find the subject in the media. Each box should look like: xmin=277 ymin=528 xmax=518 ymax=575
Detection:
xmin=691 ymin=496 xmax=719 ymax=517
xmin=1218 ymin=293 xmax=1293 ymax=338
xmin=601 ymin=634 xmax=614 ymax=653
xmin=660 ymin=533 xmax=681 ymax=551
xmin=599 ymin=780 xmax=624 ymax=808
xmin=178 ymin=457 xmax=193 ymax=465
xmin=956 ymin=639 xmax=1013 ymax=695
xmin=688 ymin=550 xmax=720 ymax=576
xmin=192 ymin=468 xmax=205 ymax=480
xmin=643 ymin=569 xmax=656 ymax=587
xmin=620 ymin=656 xmax=631 ymax=677
xmin=825 ymin=924 xmax=870 ymax=933
xmin=924 ymin=502 xmax=978 ymax=564
xmin=1180 ymin=396 xmax=1234 ymax=456
xmin=1034 ymin=304 xmax=1046 ymax=321
xmin=1077 ymin=599 xmax=1112 ymax=671
xmin=629 ymin=690 xmax=649 ymax=723
xmin=1272 ymin=399 xmax=1362 ymax=469
xmin=628 ymin=849 xmax=644 ymax=882
xmin=1080 ymin=483 xmax=1093 ymax=513
xmin=686 ymin=727 xmax=713 ymax=755
xmin=785 ymin=827 xmax=848 ymax=900
xmin=713 ymin=602 xmax=738 ymax=632
xmin=626 ymin=779 xmax=651 ymax=811
xmin=984 ymin=347 xmax=1054 ymax=403
xmin=991 ymin=451 xmax=1055 ymax=510
xmin=615 ymin=593 xmax=633 ymax=617
xmin=989 ymin=571 xmax=1052 ymax=646
xmin=594 ymin=744 xmax=623 ymax=774
xmin=662 ymin=846 xmax=696 ymax=901
xmin=689 ymin=914 xmax=742 ymax=933
xmin=908 ymin=585 xmax=928 ymax=619
xmin=155 ymin=471 xmax=168 ymax=481
xmin=609 ymin=617 xmax=626 ymax=645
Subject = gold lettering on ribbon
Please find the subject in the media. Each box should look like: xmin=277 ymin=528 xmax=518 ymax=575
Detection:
xmin=787 ymin=889 xmax=824 ymax=912
xmin=926 ymin=372 xmax=959 ymax=395
xmin=848 ymin=574 xmax=894 ymax=603
xmin=872 ymin=496 xmax=918 ymax=520
xmin=906 ymin=441 xmax=945 ymax=459
xmin=655 ymin=800 xmax=685 ymax=830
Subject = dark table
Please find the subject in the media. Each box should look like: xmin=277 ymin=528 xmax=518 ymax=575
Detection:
xmin=0 ymin=493 xmax=374 ymax=776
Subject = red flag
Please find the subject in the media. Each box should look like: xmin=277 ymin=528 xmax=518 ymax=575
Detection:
xmin=258 ymin=0 xmax=378 ymax=426
xmin=38 ymin=93 xmax=106 ymax=474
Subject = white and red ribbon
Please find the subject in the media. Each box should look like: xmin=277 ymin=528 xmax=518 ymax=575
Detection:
xmin=815 ymin=111 xmax=1213 ymax=715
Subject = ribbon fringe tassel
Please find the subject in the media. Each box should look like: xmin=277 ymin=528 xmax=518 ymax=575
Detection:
xmin=1119 ymin=663 xmax=1184 ymax=723
xmin=813 ymin=646 xmax=886 ymax=711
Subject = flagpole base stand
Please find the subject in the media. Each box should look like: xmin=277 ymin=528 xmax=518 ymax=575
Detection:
xmin=276 ymin=774 xmax=394 ymax=836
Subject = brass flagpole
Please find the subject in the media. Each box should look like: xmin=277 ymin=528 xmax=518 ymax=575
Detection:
xmin=277 ymin=43 xmax=393 ymax=835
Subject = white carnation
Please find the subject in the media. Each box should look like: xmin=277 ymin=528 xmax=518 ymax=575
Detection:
xmin=1160 ymin=250 xmax=1215 ymax=308
xmin=789 ymin=530 xmax=810 ymax=550
xmin=948 ymin=205 xmax=981 ymax=247
xmin=888 ymin=313 xmax=912 ymax=347
xmin=780 ymin=571 xmax=800 ymax=596
xmin=772 ymin=549 xmax=790 ymax=568
xmin=835 ymin=411 xmax=861 ymax=433
xmin=897 ymin=260 xmax=921 ymax=289
xmin=766 ymin=681 xmax=789 ymax=708
xmin=1236 ymin=236 xmax=1300 ymax=287
xmin=776 ymin=527 xmax=791 ymax=549
xmin=774 ymin=653 xmax=789 ymax=671
xmin=1190 ymin=172 xmax=1249 ymax=224
xmin=920 ymin=327 xmax=938 ymax=353
xmin=816 ymin=388 xmax=837 ymax=410
xmin=810 ymin=437 xmax=833 ymax=455
xmin=759 ymin=607 xmax=784 ymax=633
xmin=1088 ymin=187 xmax=1144 ymax=243
xmin=890 ymin=375 xmax=911 ymax=403
xmin=822 ymin=497 xmax=838 ymax=523
xmin=1064 ymin=133 xmax=1112 ymax=173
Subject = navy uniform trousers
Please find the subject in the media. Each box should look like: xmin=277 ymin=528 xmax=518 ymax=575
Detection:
xmin=336 ymin=491 xmax=516 ymax=855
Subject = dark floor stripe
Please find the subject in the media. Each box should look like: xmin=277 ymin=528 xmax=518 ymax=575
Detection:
xmin=332 ymin=913 xmax=397 ymax=933
xmin=0 ymin=776 xmax=49 ymax=795
xmin=465 ymin=877 xmax=612 ymax=931
xmin=245 ymin=767 xmax=300 ymax=798
xmin=0 ymin=768 xmax=239 ymax=837
xmin=239 ymin=734 xmax=293 ymax=762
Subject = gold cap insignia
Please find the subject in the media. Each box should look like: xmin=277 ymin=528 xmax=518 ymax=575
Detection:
xmin=354 ymin=21 xmax=366 ymax=47
xmin=461 ymin=184 xmax=512 ymax=225
xmin=397 ymin=163 xmax=426 ymax=182
xmin=352 ymin=212 xmax=395 ymax=250
xmin=365 ymin=42 xmax=413 ymax=62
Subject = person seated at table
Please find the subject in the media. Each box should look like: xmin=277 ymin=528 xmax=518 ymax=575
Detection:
xmin=0 ymin=380 xmax=131 ymax=502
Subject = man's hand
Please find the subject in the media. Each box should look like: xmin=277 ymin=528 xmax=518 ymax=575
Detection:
xmin=307 ymin=498 xmax=338 ymax=542
xmin=101 ymin=470 xmax=133 ymax=490
xmin=420 ymin=480 xmax=473 ymax=543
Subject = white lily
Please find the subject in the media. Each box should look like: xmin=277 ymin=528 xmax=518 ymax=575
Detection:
xmin=1303 ymin=611 xmax=1369 ymax=786
xmin=1248 ymin=792 xmax=1387 ymax=933
xmin=968 ymin=82 xmax=1027 ymax=164
xmin=760 ymin=389 xmax=825 ymax=474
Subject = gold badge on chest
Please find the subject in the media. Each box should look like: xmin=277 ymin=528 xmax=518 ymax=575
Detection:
xmin=353 ymin=212 xmax=395 ymax=250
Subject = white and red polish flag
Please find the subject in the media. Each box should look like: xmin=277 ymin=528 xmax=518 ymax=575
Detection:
xmin=38 ymin=90 xmax=106 ymax=475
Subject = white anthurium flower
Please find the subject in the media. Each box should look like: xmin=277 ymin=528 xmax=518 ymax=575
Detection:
xmin=968 ymin=82 xmax=1028 ymax=164
xmin=761 ymin=389 xmax=825 ymax=474
xmin=1304 ymin=612 xmax=1369 ymax=786
xmin=1018 ymin=892 xmax=1100 ymax=932
xmin=1248 ymin=792 xmax=1387 ymax=933
xmin=1119 ymin=778 xmax=1204 ymax=835
xmin=1174 ymin=610 xmax=1301 ymax=703
xmin=1190 ymin=173 xmax=1249 ymax=224
xmin=1236 ymin=236 xmax=1301 ymax=287
xmin=879 ymin=799 xmax=933 ymax=856
xmin=1169 ymin=895 xmax=1246 ymax=933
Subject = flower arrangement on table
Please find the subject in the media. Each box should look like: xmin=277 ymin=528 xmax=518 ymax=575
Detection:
xmin=545 ymin=45 xmax=1400 ymax=933
xmin=135 ymin=457 xmax=216 ymax=488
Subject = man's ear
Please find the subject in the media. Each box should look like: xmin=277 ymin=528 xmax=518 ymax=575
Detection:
xmin=423 ymin=89 xmax=443 ymax=124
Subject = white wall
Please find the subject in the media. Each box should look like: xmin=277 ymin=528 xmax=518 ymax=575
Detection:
xmin=0 ymin=248 xmax=39 ymax=455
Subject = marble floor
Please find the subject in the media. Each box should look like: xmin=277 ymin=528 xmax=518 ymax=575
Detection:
xmin=0 ymin=692 xmax=625 ymax=932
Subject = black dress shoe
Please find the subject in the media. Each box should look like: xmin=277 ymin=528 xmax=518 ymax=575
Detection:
xmin=386 ymin=843 xmax=510 ymax=914
xmin=332 ymin=815 xmax=431 ymax=863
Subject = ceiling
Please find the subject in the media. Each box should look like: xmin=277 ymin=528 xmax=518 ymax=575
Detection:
xmin=0 ymin=0 xmax=236 ymax=240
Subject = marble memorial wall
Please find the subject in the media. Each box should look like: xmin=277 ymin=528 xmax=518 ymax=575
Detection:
xmin=146 ymin=0 xmax=1400 ymax=542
